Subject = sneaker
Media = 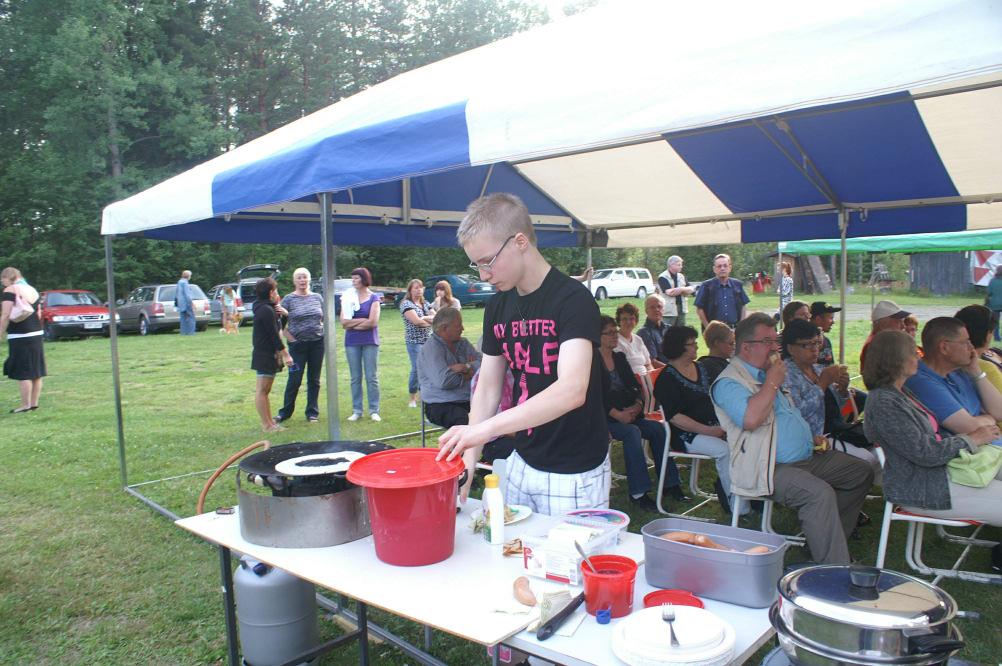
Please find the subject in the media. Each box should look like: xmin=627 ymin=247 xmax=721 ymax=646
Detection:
xmin=408 ymin=400 xmax=417 ymax=408
xmin=370 ymin=413 xmax=382 ymax=422
xmin=628 ymin=494 xmax=659 ymax=512
xmin=273 ymin=415 xmax=285 ymax=424
xmin=664 ymin=485 xmax=692 ymax=503
xmin=307 ymin=416 xmax=319 ymax=423
xmin=347 ymin=413 xmax=361 ymax=422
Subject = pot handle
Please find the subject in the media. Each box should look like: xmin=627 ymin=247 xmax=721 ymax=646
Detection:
xmin=909 ymin=634 xmax=964 ymax=655
xmin=456 ymin=468 xmax=469 ymax=488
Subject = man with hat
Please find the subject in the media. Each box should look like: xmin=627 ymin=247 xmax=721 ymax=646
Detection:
xmin=810 ymin=302 xmax=841 ymax=368
xmin=860 ymin=300 xmax=910 ymax=373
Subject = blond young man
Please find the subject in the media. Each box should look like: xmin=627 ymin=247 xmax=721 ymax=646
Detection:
xmin=437 ymin=193 xmax=610 ymax=515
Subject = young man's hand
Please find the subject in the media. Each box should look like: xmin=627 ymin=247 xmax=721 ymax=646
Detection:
xmin=436 ymin=423 xmax=492 ymax=461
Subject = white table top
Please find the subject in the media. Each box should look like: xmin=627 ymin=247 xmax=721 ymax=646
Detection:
xmin=177 ymin=501 xmax=773 ymax=662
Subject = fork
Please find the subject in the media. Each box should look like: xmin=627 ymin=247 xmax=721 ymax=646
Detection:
xmin=661 ymin=602 xmax=680 ymax=648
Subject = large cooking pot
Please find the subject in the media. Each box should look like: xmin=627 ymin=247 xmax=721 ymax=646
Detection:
xmin=770 ymin=565 xmax=964 ymax=666
xmin=238 ymin=440 xmax=392 ymax=548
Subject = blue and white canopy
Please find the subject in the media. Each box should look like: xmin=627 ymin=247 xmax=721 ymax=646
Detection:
xmin=101 ymin=0 xmax=1002 ymax=249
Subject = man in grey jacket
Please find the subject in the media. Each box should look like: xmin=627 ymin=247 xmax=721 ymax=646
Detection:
xmin=711 ymin=312 xmax=874 ymax=565
xmin=418 ymin=308 xmax=481 ymax=428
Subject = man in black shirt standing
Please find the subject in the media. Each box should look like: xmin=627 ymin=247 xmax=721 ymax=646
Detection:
xmin=437 ymin=193 xmax=611 ymax=515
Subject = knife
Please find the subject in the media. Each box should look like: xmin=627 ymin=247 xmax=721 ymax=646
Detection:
xmin=536 ymin=592 xmax=586 ymax=641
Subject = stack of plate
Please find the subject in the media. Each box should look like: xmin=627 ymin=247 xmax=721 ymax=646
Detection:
xmin=611 ymin=606 xmax=735 ymax=666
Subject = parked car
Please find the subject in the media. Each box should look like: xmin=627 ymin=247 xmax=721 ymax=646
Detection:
xmin=587 ymin=267 xmax=655 ymax=300
xmin=423 ymin=274 xmax=497 ymax=307
xmin=116 ymin=283 xmax=211 ymax=335
xmin=206 ymin=283 xmax=244 ymax=324
xmin=39 ymin=289 xmax=119 ymax=340
xmin=311 ymin=277 xmax=407 ymax=314
xmin=229 ymin=264 xmax=281 ymax=323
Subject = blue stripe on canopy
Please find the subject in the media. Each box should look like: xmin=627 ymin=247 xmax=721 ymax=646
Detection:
xmin=141 ymin=217 xmax=582 ymax=248
xmin=667 ymin=94 xmax=965 ymax=243
xmin=211 ymin=102 xmax=473 ymax=216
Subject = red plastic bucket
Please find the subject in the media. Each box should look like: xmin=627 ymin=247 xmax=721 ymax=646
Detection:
xmin=346 ymin=448 xmax=466 ymax=566
xmin=580 ymin=554 xmax=638 ymax=618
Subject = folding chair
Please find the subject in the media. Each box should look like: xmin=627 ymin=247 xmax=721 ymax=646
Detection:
xmin=652 ymin=417 xmax=720 ymax=521
xmin=873 ymin=447 xmax=1000 ymax=585
xmin=729 ymin=494 xmax=806 ymax=546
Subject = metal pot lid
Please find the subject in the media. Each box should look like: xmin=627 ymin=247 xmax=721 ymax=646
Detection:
xmin=778 ymin=565 xmax=957 ymax=630
xmin=240 ymin=440 xmax=391 ymax=476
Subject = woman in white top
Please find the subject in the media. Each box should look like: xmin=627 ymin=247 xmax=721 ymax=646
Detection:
xmin=615 ymin=302 xmax=663 ymax=375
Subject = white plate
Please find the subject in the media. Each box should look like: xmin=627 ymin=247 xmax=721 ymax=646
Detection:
xmin=612 ymin=605 xmax=735 ymax=666
xmin=472 ymin=504 xmax=533 ymax=525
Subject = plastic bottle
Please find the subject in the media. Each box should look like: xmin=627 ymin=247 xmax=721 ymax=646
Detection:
xmin=482 ymin=474 xmax=505 ymax=545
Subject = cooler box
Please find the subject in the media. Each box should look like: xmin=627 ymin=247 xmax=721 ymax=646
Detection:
xmin=641 ymin=517 xmax=787 ymax=608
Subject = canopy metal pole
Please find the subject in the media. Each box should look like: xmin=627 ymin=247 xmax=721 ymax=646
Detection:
xmin=585 ymin=231 xmax=593 ymax=292
xmin=320 ymin=192 xmax=341 ymax=439
xmin=104 ymin=235 xmax=128 ymax=487
xmin=838 ymin=210 xmax=849 ymax=364
xmin=777 ymin=247 xmax=784 ymax=320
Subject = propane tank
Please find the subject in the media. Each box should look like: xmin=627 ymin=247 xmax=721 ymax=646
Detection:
xmin=234 ymin=556 xmax=319 ymax=666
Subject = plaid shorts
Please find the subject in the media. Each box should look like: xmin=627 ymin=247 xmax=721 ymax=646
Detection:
xmin=504 ymin=451 xmax=611 ymax=517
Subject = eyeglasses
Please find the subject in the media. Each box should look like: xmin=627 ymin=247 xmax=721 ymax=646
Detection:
xmin=791 ymin=341 xmax=822 ymax=350
xmin=468 ymin=234 xmax=516 ymax=272
xmin=684 ymin=341 xmax=699 ymax=348
xmin=745 ymin=338 xmax=781 ymax=347
xmin=601 ymin=329 xmax=618 ymax=336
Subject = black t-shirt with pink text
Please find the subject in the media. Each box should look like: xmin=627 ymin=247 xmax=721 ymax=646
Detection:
xmin=481 ymin=267 xmax=608 ymax=474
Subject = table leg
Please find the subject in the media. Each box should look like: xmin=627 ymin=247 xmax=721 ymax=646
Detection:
xmin=357 ymin=600 xmax=369 ymax=665
xmin=424 ymin=625 xmax=432 ymax=651
xmin=218 ymin=546 xmax=240 ymax=666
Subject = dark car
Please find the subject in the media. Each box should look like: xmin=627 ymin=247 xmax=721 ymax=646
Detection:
xmin=39 ymin=289 xmax=119 ymax=340
xmin=310 ymin=277 xmax=406 ymax=314
xmin=116 ymin=283 xmax=211 ymax=335
xmin=424 ymin=274 xmax=497 ymax=307
xmin=209 ymin=262 xmax=282 ymax=322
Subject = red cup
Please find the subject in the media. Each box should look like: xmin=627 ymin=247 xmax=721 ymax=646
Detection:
xmin=580 ymin=554 xmax=638 ymax=618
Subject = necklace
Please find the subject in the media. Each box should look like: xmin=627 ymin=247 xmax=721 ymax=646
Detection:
xmin=514 ymin=295 xmax=529 ymax=327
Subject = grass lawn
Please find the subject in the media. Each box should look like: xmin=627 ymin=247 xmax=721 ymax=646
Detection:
xmin=1 ymin=288 xmax=998 ymax=664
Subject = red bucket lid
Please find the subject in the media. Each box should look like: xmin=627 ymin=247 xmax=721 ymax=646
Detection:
xmin=346 ymin=448 xmax=466 ymax=489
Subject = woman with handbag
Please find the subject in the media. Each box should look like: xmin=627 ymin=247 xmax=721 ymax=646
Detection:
xmin=251 ymin=277 xmax=292 ymax=432
xmin=1 ymin=267 xmax=45 ymax=413
xmin=863 ymin=330 xmax=1002 ymax=535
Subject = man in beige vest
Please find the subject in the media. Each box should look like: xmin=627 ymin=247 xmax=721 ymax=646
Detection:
xmin=711 ymin=312 xmax=873 ymax=565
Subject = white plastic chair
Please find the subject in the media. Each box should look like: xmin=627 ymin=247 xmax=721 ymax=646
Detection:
xmin=873 ymin=447 xmax=1000 ymax=585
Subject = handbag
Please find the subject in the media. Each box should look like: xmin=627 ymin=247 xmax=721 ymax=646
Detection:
xmin=947 ymin=445 xmax=1002 ymax=488
xmin=9 ymin=288 xmax=34 ymax=323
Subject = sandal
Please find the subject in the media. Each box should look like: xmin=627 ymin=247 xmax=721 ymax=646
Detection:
xmin=9 ymin=407 xmax=32 ymax=414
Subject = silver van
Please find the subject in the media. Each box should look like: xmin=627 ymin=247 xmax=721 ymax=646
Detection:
xmin=117 ymin=284 xmax=211 ymax=335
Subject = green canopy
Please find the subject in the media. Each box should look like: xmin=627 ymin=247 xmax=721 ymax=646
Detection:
xmin=777 ymin=229 xmax=1002 ymax=256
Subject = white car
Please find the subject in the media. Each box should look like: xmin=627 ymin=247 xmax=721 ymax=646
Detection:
xmin=588 ymin=267 xmax=655 ymax=300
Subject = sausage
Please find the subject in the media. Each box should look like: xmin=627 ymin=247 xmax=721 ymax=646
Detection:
xmin=661 ymin=531 xmax=698 ymax=544
xmin=745 ymin=545 xmax=771 ymax=555
xmin=693 ymin=534 xmax=733 ymax=551
xmin=513 ymin=576 xmax=537 ymax=606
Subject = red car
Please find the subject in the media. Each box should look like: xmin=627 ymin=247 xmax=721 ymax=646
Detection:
xmin=39 ymin=289 xmax=119 ymax=340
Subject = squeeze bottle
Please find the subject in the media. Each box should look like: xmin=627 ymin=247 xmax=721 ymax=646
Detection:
xmin=482 ymin=474 xmax=505 ymax=545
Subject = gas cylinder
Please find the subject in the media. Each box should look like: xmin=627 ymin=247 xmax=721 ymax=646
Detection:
xmin=234 ymin=556 xmax=319 ymax=666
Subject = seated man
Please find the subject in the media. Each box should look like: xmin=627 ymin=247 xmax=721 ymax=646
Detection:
xmin=904 ymin=316 xmax=1002 ymax=445
xmin=637 ymin=293 xmax=670 ymax=365
xmin=418 ymin=308 xmax=481 ymax=428
xmin=711 ymin=312 xmax=874 ymax=565
xmin=860 ymin=300 xmax=909 ymax=373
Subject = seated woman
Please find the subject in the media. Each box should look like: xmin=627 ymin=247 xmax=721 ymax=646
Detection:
xmin=781 ymin=319 xmax=879 ymax=475
xmin=615 ymin=302 xmax=662 ymax=375
xmin=955 ymin=304 xmax=1002 ymax=399
xmin=697 ymin=320 xmax=734 ymax=383
xmin=654 ymin=325 xmax=739 ymax=514
xmin=781 ymin=300 xmax=810 ymax=329
xmin=598 ymin=315 xmax=687 ymax=511
xmin=863 ymin=331 xmax=1002 ymax=537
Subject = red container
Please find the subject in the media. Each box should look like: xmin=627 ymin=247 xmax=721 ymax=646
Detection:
xmin=580 ymin=554 xmax=638 ymax=618
xmin=346 ymin=448 xmax=466 ymax=566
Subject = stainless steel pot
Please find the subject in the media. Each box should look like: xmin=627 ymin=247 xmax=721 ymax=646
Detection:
xmin=770 ymin=565 xmax=964 ymax=666
xmin=237 ymin=440 xmax=391 ymax=548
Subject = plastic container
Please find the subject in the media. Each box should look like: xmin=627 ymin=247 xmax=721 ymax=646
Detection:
xmin=346 ymin=448 xmax=466 ymax=566
xmin=580 ymin=554 xmax=638 ymax=618
xmin=641 ymin=517 xmax=787 ymax=608
xmin=482 ymin=474 xmax=505 ymax=545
